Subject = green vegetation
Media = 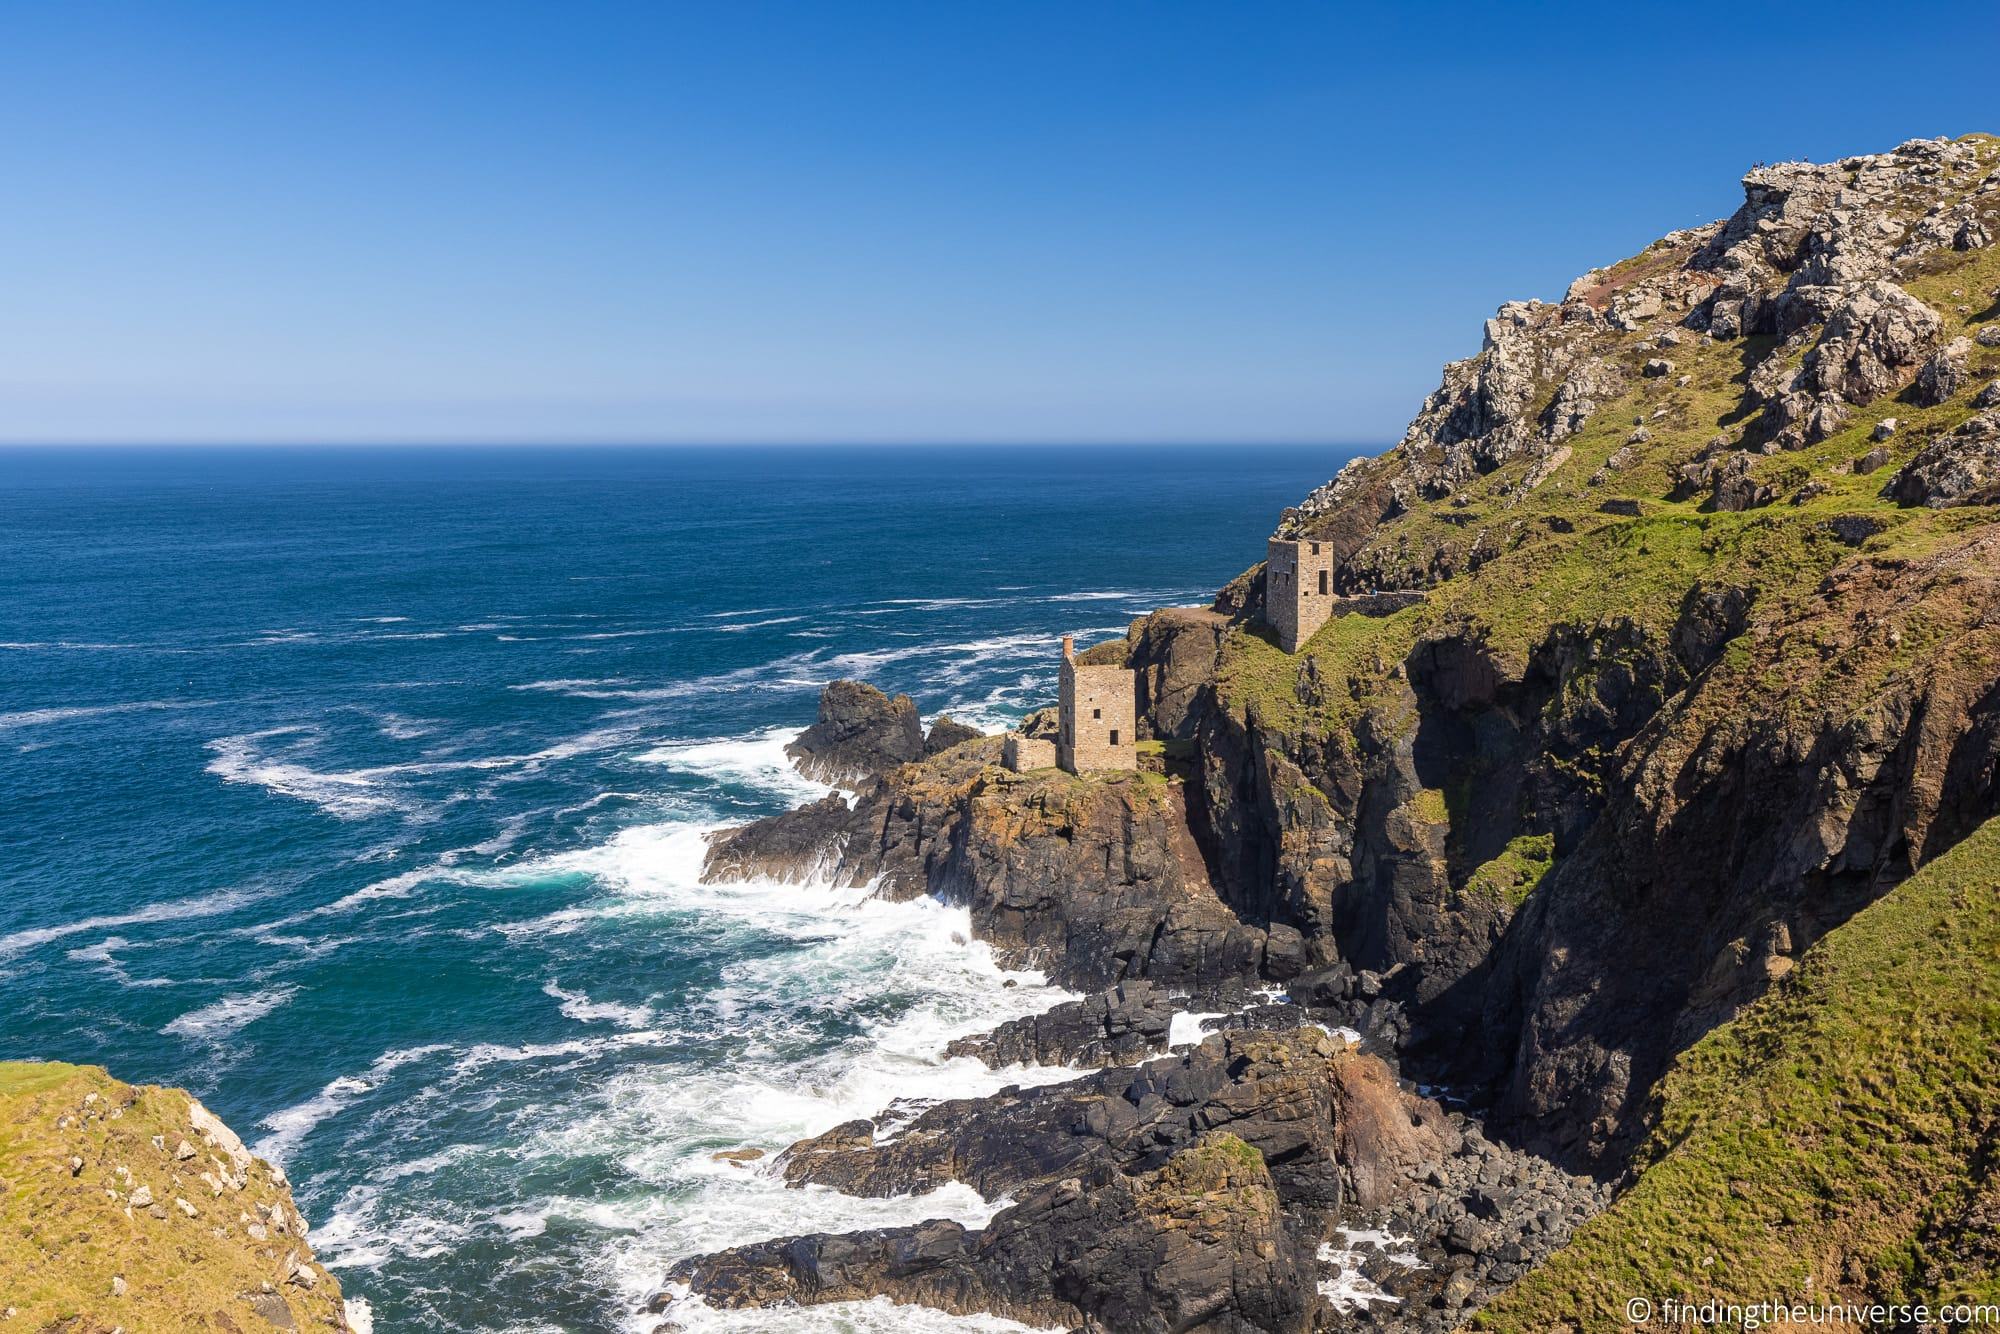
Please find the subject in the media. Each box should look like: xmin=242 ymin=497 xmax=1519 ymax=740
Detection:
xmin=1464 ymin=832 xmax=1556 ymax=907
xmin=0 ymin=1059 xmax=84 ymax=1097
xmin=1411 ymin=788 xmax=1450 ymax=824
xmin=1479 ymin=816 xmax=2000 ymax=1328
xmin=1213 ymin=198 xmax=2000 ymax=743
xmin=0 ymin=1061 xmax=349 ymax=1329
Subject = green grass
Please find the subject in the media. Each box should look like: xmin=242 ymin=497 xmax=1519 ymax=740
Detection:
xmin=1464 ymin=833 xmax=1556 ymax=908
xmin=0 ymin=1060 xmax=84 ymax=1097
xmin=1479 ymin=815 xmax=2000 ymax=1328
xmin=0 ymin=1062 xmax=350 ymax=1328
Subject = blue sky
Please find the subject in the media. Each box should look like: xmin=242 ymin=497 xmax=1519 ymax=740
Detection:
xmin=2 ymin=1 xmax=1995 ymax=445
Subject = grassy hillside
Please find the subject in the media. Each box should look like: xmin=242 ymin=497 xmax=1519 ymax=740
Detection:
xmin=1477 ymin=815 xmax=2000 ymax=1329
xmin=0 ymin=1061 xmax=350 ymax=1330
xmin=1217 ymin=134 xmax=2000 ymax=745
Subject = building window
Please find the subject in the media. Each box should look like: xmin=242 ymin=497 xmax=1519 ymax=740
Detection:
xmin=1092 ymin=708 xmax=1101 ymax=719
xmin=1310 ymin=542 xmax=1321 ymax=555
xmin=1109 ymin=730 xmax=1120 ymax=746
xmin=1319 ymin=570 xmax=1328 ymax=595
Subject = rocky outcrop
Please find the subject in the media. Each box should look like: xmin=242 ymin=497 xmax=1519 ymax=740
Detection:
xmin=784 ymin=679 xmax=926 ymax=787
xmin=1482 ymin=525 xmax=2000 ymax=1166
xmin=704 ymin=736 xmax=1277 ymax=989
xmin=0 ymin=1061 xmax=356 ymax=1331
xmin=701 ymin=791 xmax=854 ymax=883
xmin=922 ymin=714 xmax=983 ymax=755
xmin=1912 ymin=334 xmax=1976 ymax=406
xmin=666 ymin=1133 xmax=1315 ymax=1333
xmin=779 ymin=1028 xmax=1433 ymax=1210
xmin=1887 ymin=408 xmax=2000 ymax=507
xmin=942 ymin=979 xmax=1178 ymax=1067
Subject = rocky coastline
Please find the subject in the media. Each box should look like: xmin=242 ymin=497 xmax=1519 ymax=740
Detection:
xmin=654 ymin=135 xmax=2000 ymax=1332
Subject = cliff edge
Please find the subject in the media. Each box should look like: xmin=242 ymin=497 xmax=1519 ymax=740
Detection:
xmin=0 ymin=1061 xmax=356 ymax=1332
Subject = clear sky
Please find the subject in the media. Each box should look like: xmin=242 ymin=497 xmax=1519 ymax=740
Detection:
xmin=3 ymin=1 xmax=1996 ymax=445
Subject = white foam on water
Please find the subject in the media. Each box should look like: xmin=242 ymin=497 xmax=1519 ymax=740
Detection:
xmin=306 ymin=803 xmax=1083 ymax=1328
xmin=634 ymin=726 xmax=829 ymax=805
xmin=713 ymin=615 xmax=806 ymax=632
xmin=1167 ymin=1010 xmax=1227 ymax=1047
xmin=0 ymin=885 xmax=269 ymax=963
xmin=1316 ymin=1226 xmax=1422 ymax=1310
xmin=374 ymin=712 xmax=435 ymax=740
xmin=656 ymin=1290 xmax=1063 ymax=1333
xmin=0 ymin=699 xmax=207 ymax=732
xmin=342 ymin=1297 xmax=375 ymax=1333
xmin=206 ymin=719 xmax=658 ymax=822
xmin=939 ymin=678 xmax=1041 ymax=734
xmin=163 ymin=984 xmax=301 ymax=1042
xmin=206 ymin=728 xmax=406 ymax=819
xmin=544 ymin=980 xmax=656 ymax=1029
xmin=65 ymin=936 xmax=175 ymax=988
xmin=253 ymin=1044 xmax=453 ymax=1165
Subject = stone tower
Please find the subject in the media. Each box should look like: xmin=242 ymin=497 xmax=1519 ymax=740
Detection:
xmin=1057 ymin=634 xmax=1136 ymax=774
xmin=1265 ymin=536 xmax=1336 ymax=653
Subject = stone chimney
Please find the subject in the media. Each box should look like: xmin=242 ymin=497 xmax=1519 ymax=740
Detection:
xmin=1060 ymin=634 xmax=1075 ymax=661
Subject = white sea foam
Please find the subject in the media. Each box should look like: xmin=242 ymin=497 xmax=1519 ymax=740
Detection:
xmin=374 ymin=712 xmax=435 ymax=740
xmin=205 ymin=728 xmax=406 ymax=819
xmin=1316 ymin=1226 xmax=1422 ymax=1309
xmin=0 ymin=885 xmax=268 ymax=962
xmin=64 ymin=936 xmax=175 ymax=988
xmin=205 ymin=720 xmax=654 ymax=821
xmin=713 ymin=615 xmax=807 ymax=632
xmin=163 ymin=985 xmax=301 ymax=1042
xmin=633 ymin=726 xmax=828 ymax=804
xmin=544 ymin=980 xmax=656 ymax=1029
xmin=652 ymin=1289 xmax=1063 ymax=1333
xmin=0 ymin=699 xmax=207 ymax=731
xmin=1167 ymin=1010 xmax=1227 ymax=1047
xmin=309 ymin=800 xmax=1082 ymax=1333
xmin=253 ymin=1044 xmax=452 ymax=1164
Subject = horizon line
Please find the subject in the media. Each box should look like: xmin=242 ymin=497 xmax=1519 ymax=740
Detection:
xmin=0 ymin=438 xmax=1382 ymax=451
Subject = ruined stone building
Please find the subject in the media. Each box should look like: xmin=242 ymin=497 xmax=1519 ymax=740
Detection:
xmin=1056 ymin=634 xmax=1136 ymax=774
xmin=999 ymin=635 xmax=1138 ymax=775
xmin=1265 ymin=536 xmax=1335 ymax=653
xmin=1001 ymin=732 xmax=1056 ymax=772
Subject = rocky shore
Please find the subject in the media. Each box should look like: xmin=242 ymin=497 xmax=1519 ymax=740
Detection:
xmin=657 ymin=135 xmax=2000 ymax=1331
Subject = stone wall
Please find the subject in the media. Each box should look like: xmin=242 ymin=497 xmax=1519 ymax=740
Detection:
xmin=1003 ymin=734 xmax=1058 ymax=772
xmin=1265 ymin=537 xmax=1336 ymax=653
xmin=1058 ymin=638 xmax=1137 ymax=773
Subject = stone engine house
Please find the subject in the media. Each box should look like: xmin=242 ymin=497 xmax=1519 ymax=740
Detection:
xmin=1056 ymin=634 xmax=1136 ymax=774
xmin=1002 ymin=732 xmax=1056 ymax=772
xmin=1265 ymin=536 xmax=1335 ymax=653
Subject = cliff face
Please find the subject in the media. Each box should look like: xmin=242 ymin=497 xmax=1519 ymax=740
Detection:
xmin=679 ymin=134 xmax=2000 ymax=1330
xmin=705 ymin=737 xmax=1284 ymax=989
xmin=0 ymin=1061 xmax=353 ymax=1332
xmin=1186 ymin=133 xmax=2000 ymax=1166
xmin=1481 ymin=814 xmax=2000 ymax=1328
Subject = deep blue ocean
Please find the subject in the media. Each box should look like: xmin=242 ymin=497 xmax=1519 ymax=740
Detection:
xmin=0 ymin=444 xmax=1346 ymax=1332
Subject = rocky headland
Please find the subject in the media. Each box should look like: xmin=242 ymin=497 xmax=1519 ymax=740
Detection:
xmin=0 ymin=1060 xmax=357 ymax=1332
xmin=660 ymin=135 xmax=2000 ymax=1332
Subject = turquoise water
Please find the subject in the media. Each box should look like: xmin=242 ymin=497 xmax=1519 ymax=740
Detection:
xmin=0 ymin=445 xmax=1345 ymax=1331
